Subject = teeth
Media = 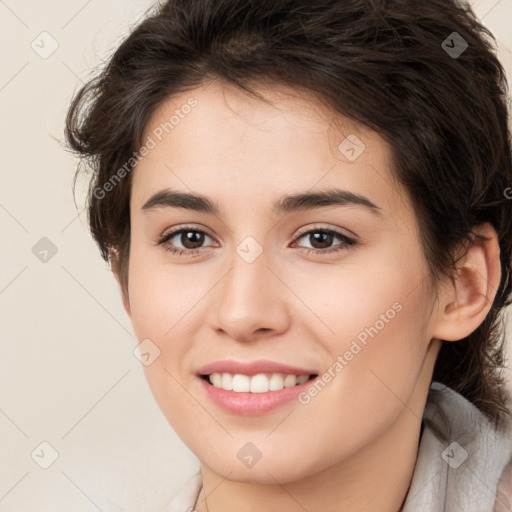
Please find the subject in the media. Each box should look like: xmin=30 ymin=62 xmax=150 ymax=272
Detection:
xmin=221 ymin=373 xmax=233 ymax=390
xmin=208 ymin=373 xmax=311 ymax=392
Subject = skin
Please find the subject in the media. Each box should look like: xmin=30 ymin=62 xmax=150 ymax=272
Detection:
xmin=116 ymin=79 xmax=501 ymax=512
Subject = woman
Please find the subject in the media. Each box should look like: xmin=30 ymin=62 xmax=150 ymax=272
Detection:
xmin=65 ymin=0 xmax=512 ymax=510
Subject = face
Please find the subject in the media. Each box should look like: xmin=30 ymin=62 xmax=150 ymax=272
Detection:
xmin=124 ymin=79 xmax=440 ymax=484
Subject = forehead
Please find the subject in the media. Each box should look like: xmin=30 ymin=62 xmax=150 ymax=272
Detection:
xmin=131 ymin=79 xmax=407 ymax=219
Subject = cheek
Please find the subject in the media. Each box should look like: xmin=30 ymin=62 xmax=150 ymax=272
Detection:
xmin=126 ymin=241 xmax=204 ymax=339
xmin=281 ymin=241 xmax=431 ymax=360
xmin=273 ymin=278 xmax=432 ymax=481
xmin=126 ymin=242 xmax=221 ymax=425
xmin=286 ymin=244 xmax=432 ymax=426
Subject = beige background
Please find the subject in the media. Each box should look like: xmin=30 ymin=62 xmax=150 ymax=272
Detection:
xmin=1 ymin=0 xmax=511 ymax=511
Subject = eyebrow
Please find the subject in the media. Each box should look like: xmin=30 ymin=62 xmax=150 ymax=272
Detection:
xmin=141 ymin=187 xmax=382 ymax=216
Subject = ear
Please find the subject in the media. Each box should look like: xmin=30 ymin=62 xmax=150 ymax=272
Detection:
xmin=431 ymin=223 xmax=501 ymax=342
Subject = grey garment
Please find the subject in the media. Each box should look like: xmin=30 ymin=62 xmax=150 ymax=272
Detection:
xmin=401 ymin=381 xmax=512 ymax=512
xmin=165 ymin=381 xmax=512 ymax=512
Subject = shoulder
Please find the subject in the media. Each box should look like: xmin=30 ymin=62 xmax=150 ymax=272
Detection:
xmin=495 ymin=459 xmax=512 ymax=512
xmin=402 ymin=382 xmax=512 ymax=512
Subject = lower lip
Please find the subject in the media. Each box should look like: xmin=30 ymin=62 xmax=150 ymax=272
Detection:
xmin=198 ymin=376 xmax=319 ymax=415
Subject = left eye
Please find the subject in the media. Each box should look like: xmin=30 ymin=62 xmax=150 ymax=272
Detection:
xmin=157 ymin=226 xmax=356 ymax=256
xmin=293 ymin=228 xmax=356 ymax=253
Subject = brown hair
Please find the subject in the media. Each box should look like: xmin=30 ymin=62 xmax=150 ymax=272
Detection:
xmin=65 ymin=0 xmax=512 ymax=428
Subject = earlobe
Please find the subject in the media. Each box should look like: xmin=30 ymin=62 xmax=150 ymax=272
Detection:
xmin=431 ymin=223 xmax=501 ymax=342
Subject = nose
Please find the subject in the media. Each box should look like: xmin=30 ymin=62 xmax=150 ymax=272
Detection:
xmin=211 ymin=245 xmax=291 ymax=343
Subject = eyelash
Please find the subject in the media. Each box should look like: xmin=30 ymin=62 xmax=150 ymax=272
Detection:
xmin=156 ymin=224 xmax=357 ymax=257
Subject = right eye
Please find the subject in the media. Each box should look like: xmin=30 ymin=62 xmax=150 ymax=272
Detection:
xmin=157 ymin=226 xmax=216 ymax=256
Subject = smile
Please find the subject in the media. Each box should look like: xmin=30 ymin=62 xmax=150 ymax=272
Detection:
xmin=198 ymin=373 xmax=320 ymax=416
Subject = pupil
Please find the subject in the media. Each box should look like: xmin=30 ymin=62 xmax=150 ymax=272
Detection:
xmin=312 ymin=232 xmax=332 ymax=249
xmin=183 ymin=231 xmax=204 ymax=249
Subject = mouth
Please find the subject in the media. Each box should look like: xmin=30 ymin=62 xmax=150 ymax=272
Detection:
xmin=199 ymin=372 xmax=319 ymax=393
xmin=197 ymin=371 xmax=321 ymax=415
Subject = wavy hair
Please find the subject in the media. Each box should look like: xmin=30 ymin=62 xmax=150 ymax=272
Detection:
xmin=65 ymin=0 xmax=512 ymax=428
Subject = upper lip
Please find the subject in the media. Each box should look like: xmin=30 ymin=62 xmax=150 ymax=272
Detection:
xmin=196 ymin=359 xmax=318 ymax=377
